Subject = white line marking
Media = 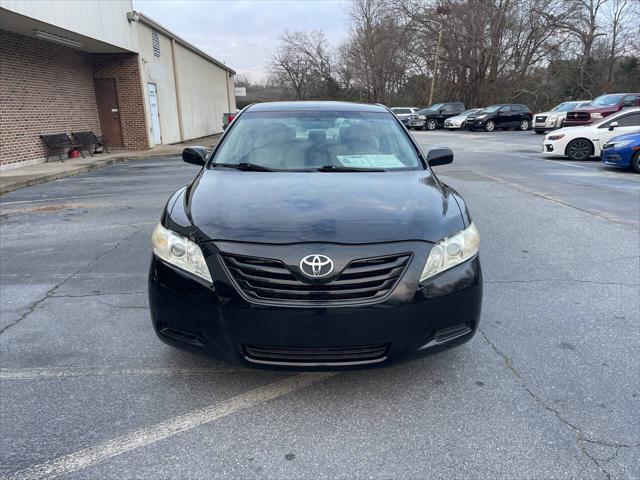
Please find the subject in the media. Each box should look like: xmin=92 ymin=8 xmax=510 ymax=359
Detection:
xmin=0 ymin=366 xmax=243 ymax=380
xmin=0 ymin=194 xmax=112 ymax=206
xmin=2 ymin=372 xmax=336 ymax=480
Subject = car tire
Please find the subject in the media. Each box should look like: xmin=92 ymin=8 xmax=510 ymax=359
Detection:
xmin=566 ymin=138 xmax=594 ymax=161
xmin=519 ymin=119 xmax=530 ymax=131
xmin=534 ymin=129 xmax=545 ymax=135
xmin=484 ymin=120 xmax=495 ymax=132
xmin=632 ymin=151 xmax=640 ymax=173
xmin=426 ymin=119 xmax=437 ymax=131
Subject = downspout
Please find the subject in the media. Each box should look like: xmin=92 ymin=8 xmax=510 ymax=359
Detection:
xmin=170 ymin=38 xmax=185 ymax=142
xmin=226 ymin=72 xmax=232 ymax=113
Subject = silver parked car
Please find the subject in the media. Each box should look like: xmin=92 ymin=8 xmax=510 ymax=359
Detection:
xmin=444 ymin=108 xmax=483 ymax=129
xmin=533 ymin=100 xmax=591 ymax=134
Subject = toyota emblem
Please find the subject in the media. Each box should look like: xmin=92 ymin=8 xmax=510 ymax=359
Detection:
xmin=299 ymin=254 xmax=334 ymax=278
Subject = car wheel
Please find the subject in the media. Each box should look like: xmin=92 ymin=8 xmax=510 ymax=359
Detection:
xmin=426 ymin=119 xmax=437 ymax=131
xmin=519 ymin=119 xmax=530 ymax=131
xmin=566 ymin=138 xmax=594 ymax=161
xmin=632 ymin=151 xmax=640 ymax=173
xmin=534 ymin=129 xmax=545 ymax=135
xmin=484 ymin=120 xmax=495 ymax=132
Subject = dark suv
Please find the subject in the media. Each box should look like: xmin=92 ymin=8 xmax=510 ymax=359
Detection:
xmin=466 ymin=104 xmax=533 ymax=132
xmin=415 ymin=102 xmax=466 ymax=130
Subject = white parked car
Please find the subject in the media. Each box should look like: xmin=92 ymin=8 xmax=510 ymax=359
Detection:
xmin=533 ymin=100 xmax=591 ymax=134
xmin=391 ymin=107 xmax=419 ymax=127
xmin=542 ymin=107 xmax=640 ymax=160
xmin=444 ymin=108 xmax=483 ymax=129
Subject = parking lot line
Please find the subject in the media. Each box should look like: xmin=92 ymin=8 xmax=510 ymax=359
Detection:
xmin=0 ymin=366 xmax=246 ymax=379
xmin=0 ymin=193 xmax=113 ymax=206
xmin=2 ymin=372 xmax=336 ymax=480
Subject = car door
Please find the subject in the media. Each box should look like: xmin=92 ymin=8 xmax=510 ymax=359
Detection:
xmin=440 ymin=104 xmax=454 ymax=123
xmin=495 ymin=106 xmax=511 ymax=128
xmin=622 ymin=95 xmax=637 ymax=109
xmin=595 ymin=112 xmax=640 ymax=153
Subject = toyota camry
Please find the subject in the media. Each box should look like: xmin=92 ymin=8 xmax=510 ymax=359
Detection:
xmin=149 ymin=101 xmax=482 ymax=369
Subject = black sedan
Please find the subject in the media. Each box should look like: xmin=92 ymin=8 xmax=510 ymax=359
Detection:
xmin=149 ymin=101 xmax=482 ymax=369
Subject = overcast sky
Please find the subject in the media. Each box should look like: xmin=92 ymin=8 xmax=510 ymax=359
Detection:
xmin=133 ymin=0 xmax=350 ymax=80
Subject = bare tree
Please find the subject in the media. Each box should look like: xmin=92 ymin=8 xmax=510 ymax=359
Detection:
xmin=271 ymin=34 xmax=314 ymax=100
xmin=343 ymin=0 xmax=413 ymax=104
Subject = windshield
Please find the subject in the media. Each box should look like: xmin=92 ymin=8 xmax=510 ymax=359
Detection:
xmin=461 ymin=109 xmax=480 ymax=116
xmin=428 ymin=103 xmax=445 ymax=111
xmin=211 ymin=110 xmax=424 ymax=171
xmin=481 ymin=105 xmax=502 ymax=113
xmin=591 ymin=94 xmax=623 ymax=107
xmin=553 ymin=101 xmax=584 ymax=112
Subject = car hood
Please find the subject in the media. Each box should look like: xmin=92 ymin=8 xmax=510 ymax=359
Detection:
xmin=179 ymin=170 xmax=464 ymax=244
xmin=608 ymin=130 xmax=640 ymax=143
xmin=571 ymin=106 xmax=618 ymax=113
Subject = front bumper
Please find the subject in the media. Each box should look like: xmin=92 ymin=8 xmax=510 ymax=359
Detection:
xmin=601 ymin=148 xmax=633 ymax=168
xmin=402 ymin=118 xmax=425 ymax=128
xmin=542 ymin=141 xmax=564 ymax=156
xmin=148 ymin=242 xmax=482 ymax=370
xmin=563 ymin=119 xmax=593 ymax=127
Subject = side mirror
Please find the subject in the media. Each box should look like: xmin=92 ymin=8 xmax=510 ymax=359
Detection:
xmin=183 ymin=147 xmax=207 ymax=166
xmin=608 ymin=121 xmax=619 ymax=131
xmin=426 ymin=146 xmax=453 ymax=167
xmin=439 ymin=108 xmax=446 ymax=114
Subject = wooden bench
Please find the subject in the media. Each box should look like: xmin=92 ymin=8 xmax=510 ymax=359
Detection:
xmin=39 ymin=134 xmax=74 ymax=162
xmin=70 ymin=131 xmax=109 ymax=157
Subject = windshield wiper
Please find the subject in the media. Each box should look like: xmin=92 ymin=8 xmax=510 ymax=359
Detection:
xmin=316 ymin=165 xmax=386 ymax=172
xmin=211 ymin=162 xmax=274 ymax=172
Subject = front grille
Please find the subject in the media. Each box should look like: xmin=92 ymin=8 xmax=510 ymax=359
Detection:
xmin=567 ymin=112 xmax=589 ymax=121
xmin=244 ymin=343 xmax=389 ymax=364
xmin=536 ymin=115 xmax=547 ymax=123
xmin=221 ymin=252 xmax=411 ymax=305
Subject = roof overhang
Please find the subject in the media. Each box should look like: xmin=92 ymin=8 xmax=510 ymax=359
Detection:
xmin=0 ymin=8 xmax=132 ymax=53
xmin=135 ymin=11 xmax=236 ymax=74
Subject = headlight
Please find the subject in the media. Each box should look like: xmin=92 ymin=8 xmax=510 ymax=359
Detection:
xmin=547 ymin=134 xmax=565 ymax=141
xmin=476 ymin=115 xmax=487 ymax=119
xmin=547 ymin=114 xmax=558 ymax=122
xmin=604 ymin=140 xmax=631 ymax=149
xmin=420 ymin=223 xmax=480 ymax=283
xmin=590 ymin=112 xmax=603 ymax=119
xmin=419 ymin=115 xmax=426 ymax=120
xmin=151 ymin=223 xmax=212 ymax=283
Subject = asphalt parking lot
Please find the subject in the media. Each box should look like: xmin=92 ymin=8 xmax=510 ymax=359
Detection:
xmin=1 ymin=129 xmax=639 ymax=479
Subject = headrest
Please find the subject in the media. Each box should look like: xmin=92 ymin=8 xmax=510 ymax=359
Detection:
xmin=308 ymin=129 xmax=326 ymax=144
xmin=254 ymin=123 xmax=292 ymax=149
xmin=343 ymin=125 xmax=378 ymax=149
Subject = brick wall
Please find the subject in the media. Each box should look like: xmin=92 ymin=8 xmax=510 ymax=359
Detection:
xmin=91 ymin=53 xmax=149 ymax=151
xmin=0 ymin=30 xmax=101 ymax=167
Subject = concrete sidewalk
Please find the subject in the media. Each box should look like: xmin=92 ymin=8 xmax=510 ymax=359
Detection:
xmin=0 ymin=134 xmax=221 ymax=195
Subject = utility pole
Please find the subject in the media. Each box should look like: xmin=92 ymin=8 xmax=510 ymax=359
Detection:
xmin=426 ymin=19 xmax=443 ymax=107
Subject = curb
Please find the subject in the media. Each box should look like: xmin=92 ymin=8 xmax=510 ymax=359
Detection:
xmin=0 ymin=153 xmax=178 ymax=196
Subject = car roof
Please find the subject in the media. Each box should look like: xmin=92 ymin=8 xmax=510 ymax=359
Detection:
xmin=246 ymin=101 xmax=389 ymax=113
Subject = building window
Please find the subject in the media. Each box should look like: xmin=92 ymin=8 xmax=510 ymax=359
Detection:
xmin=152 ymin=31 xmax=160 ymax=57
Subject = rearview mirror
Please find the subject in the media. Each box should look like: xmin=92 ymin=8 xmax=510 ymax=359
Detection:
xmin=183 ymin=147 xmax=207 ymax=166
xmin=608 ymin=121 xmax=619 ymax=131
xmin=426 ymin=146 xmax=453 ymax=167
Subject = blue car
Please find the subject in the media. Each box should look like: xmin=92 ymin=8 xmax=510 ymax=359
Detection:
xmin=601 ymin=130 xmax=640 ymax=173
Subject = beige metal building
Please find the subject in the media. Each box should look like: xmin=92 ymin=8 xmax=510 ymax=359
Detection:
xmin=0 ymin=0 xmax=236 ymax=167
